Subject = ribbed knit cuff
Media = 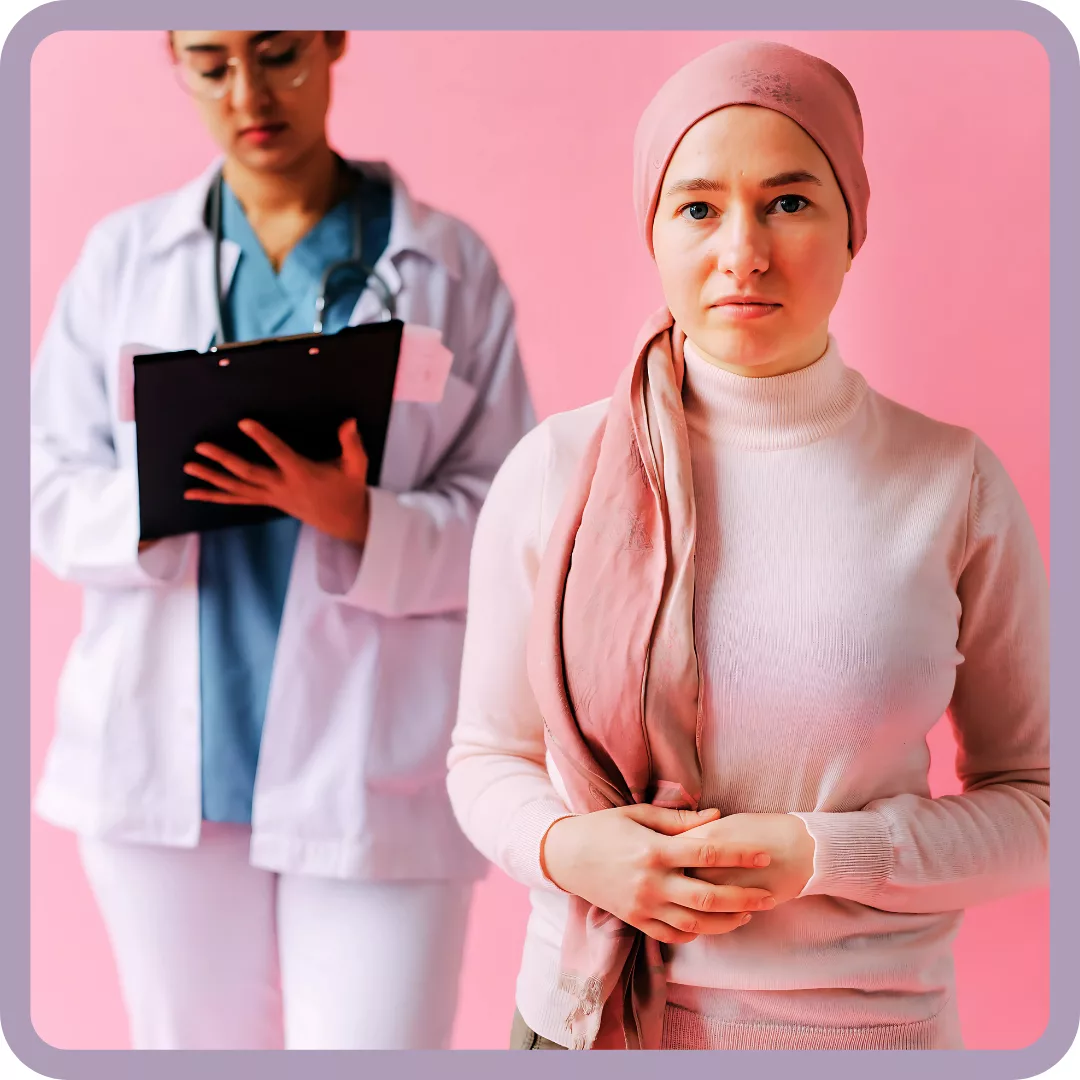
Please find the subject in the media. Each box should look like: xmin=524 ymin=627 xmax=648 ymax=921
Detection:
xmin=788 ymin=810 xmax=893 ymax=902
xmin=503 ymin=797 xmax=576 ymax=894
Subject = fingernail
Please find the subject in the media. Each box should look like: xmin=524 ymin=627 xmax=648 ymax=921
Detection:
xmin=740 ymin=914 xmax=752 ymax=925
xmin=758 ymin=897 xmax=776 ymax=910
xmin=753 ymin=853 xmax=771 ymax=867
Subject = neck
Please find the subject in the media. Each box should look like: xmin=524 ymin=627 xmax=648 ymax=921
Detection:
xmin=221 ymin=138 xmax=345 ymax=220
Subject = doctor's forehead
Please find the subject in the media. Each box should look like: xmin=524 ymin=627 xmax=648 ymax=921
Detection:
xmin=170 ymin=31 xmax=289 ymax=52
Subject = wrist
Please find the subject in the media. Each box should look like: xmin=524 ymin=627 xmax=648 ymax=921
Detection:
xmin=539 ymin=814 xmax=577 ymax=892
xmin=789 ymin=810 xmax=892 ymax=899
xmin=788 ymin=813 xmax=816 ymax=892
xmin=331 ymin=488 xmax=371 ymax=546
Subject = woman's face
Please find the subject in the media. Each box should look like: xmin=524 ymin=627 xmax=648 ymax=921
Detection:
xmin=169 ymin=31 xmax=346 ymax=174
xmin=651 ymin=104 xmax=852 ymax=377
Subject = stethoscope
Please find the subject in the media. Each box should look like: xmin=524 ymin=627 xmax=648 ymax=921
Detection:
xmin=206 ymin=159 xmax=398 ymax=348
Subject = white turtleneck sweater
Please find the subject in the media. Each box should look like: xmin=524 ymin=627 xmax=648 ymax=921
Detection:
xmin=446 ymin=337 xmax=1049 ymax=1050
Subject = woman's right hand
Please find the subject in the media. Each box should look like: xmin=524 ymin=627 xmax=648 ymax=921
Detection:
xmin=540 ymin=804 xmax=777 ymax=945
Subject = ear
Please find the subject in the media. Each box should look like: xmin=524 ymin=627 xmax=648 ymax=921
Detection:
xmin=325 ymin=30 xmax=348 ymax=63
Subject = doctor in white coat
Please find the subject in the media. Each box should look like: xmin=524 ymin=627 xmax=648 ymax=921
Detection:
xmin=31 ymin=29 xmax=534 ymax=1051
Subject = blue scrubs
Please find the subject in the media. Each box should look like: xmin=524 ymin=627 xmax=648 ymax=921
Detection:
xmin=198 ymin=174 xmax=392 ymax=824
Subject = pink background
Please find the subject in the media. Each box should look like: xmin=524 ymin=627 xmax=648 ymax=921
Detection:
xmin=30 ymin=30 xmax=1050 ymax=1051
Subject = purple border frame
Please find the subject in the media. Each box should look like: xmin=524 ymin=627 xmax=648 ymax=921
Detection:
xmin=3 ymin=2 xmax=1075 ymax=1078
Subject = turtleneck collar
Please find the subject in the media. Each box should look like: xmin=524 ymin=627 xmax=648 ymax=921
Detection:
xmin=681 ymin=334 xmax=868 ymax=451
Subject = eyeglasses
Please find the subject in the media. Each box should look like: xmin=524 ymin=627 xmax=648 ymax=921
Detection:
xmin=173 ymin=32 xmax=316 ymax=102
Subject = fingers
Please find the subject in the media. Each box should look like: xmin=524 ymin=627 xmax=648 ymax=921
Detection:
xmin=338 ymin=418 xmax=369 ymax=478
xmin=183 ymin=463 xmax=272 ymax=505
xmin=338 ymin=418 xmax=367 ymax=452
xmin=686 ymin=866 xmax=767 ymax=890
xmin=183 ymin=488 xmax=266 ymax=506
xmin=191 ymin=444 xmax=274 ymax=487
xmin=183 ymin=461 xmax=265 ymax=497
xmin=654 ymin=905 xmax=755 ymax=937
xmin=658 ymin=833 xmax=771 ymax=872
xmin=637 ymin=918 xmax=700 ymax=946
xmin=665 ymin=875 xmax=775 ymax=914
xmin=238 ymin=419 xmax=302 ymax=471
xmin=622 ymin=804 xmax=721 ymax=836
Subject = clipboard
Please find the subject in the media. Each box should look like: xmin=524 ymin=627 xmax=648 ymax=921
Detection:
xmin=128 ymin=319 xmax=447 ymax=541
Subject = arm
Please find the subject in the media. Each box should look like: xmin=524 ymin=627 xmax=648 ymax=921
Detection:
xmin=792 ymin=438 xmax=1049 ymax=913
xmin=445 ymin=423 xmax=574 ymax=892
xmin=30 ymin=223 xmax=192 ymax=588
xmin=314 ymin=243 xmax=536 ymax=618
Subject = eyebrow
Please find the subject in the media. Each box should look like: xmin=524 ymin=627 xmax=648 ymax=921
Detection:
xmin=664 ymin=170 xmax=824 ymax=196
xmin=183 ymin=31 xmax=281 ymax=53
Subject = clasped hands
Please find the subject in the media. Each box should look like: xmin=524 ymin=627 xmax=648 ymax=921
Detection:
xmin=540 ymin=804 xmax=816 ymax=945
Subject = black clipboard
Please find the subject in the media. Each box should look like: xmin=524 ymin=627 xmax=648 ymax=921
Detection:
xmin=133 ymin=320 xmax=403 ymax=541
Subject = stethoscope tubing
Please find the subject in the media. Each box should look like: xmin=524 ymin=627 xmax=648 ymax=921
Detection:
xmin=207 ymin=160 xmax=397 ymax=347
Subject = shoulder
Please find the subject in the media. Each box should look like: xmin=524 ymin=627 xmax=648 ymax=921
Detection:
xmin=478 ymin=398 xmax=610 ymax=548
xmin=367 ymin=159 xmax=506 ymax=284
xmin=967 ymin=435 xmax=1035 ymax=544
xmin=72 ymin=179 xmax=202 ymax=277
xmin=857 ymin=385 xmax=985 ymax=504
xmin=864 ymin=387 xmax=1035 ymax=546
xmin=492 ymin=398 xmax=609 ymax=495
xmin=863 ymin=386 xmax=978 ymax=462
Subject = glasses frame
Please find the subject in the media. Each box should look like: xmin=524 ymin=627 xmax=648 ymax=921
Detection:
xmin=172 ymin=32 xmax=317 ymax=102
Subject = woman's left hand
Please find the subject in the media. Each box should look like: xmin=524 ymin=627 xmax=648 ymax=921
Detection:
xmin=183 ymin=418 xmax=371 ymax=545
xmin=682 ymin=813 xmax=816 ymax=905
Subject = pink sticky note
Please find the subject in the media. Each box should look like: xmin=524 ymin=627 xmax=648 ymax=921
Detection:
xmin=117 ymin=326 xmax=452 ymax=424
xmin=116 ymin=343 xmax=166 ymax=423
xmin=394 ymin=323 xmax=453 ymax=403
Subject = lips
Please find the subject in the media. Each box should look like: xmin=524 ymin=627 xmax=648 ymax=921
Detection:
xmin=710 ymin=298 xmax=782 ymax=321
xmin=713 ymin=297 xmax=780 ymax=307
xmin=239 ymin=123 xmax=287 ymax=143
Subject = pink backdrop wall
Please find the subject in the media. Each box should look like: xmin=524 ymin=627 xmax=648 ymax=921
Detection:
xmin=30 ymin=30 xmax=1050 ymax=1051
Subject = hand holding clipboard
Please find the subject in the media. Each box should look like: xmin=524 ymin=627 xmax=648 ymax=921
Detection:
xmin=120 ymin=321 xmax=453 ymax=542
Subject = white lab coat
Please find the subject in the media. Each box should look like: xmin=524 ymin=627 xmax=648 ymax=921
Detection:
xmin=31 ymin=157 xmax=535 ymax=880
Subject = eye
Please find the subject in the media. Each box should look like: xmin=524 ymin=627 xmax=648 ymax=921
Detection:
xmin=772 ymin=194 xmax=810 ymax=215
xmin=679 ymin=202 xmax=714 ymax=221
xmin=261 ymin=45 xmax=299 ymax=68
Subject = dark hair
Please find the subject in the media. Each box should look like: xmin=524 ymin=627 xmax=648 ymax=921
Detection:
xmin=165 ymin=30 xmax=339 ymax=53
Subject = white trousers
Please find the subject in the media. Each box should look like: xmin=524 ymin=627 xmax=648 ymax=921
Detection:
xmin=77 ymin=822 xmax=474 ymax=1050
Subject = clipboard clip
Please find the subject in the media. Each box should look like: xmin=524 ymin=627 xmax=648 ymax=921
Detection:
xmin=117 ymin=323 xmax=454 ymax=424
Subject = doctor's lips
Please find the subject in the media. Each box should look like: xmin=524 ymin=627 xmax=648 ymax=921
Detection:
xmin=710 ymin=294 xmax=783 ymax=320
xmin=239 ymin=122 xmax=289 ymax=145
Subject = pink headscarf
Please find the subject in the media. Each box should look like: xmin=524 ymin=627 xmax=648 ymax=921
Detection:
xmin=636 ymin=38 xmax=869 ymax=255
xmin=525 ymin=40 xmax=869 ymax=1050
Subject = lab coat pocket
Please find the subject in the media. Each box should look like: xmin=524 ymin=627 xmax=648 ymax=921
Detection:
xmin=378 ymin=371 xmax=480 ymax=492
xmin=362 ymin=612 xmax=467 ymax=795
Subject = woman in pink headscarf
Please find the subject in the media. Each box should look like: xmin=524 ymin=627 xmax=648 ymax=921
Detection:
xmin=447 ymin=40 xmax=1048 ymax=1050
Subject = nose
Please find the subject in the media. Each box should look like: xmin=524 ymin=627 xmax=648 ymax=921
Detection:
xmin=228 ymin=59 xmax=272 ymax=113
xmin=713 ymin=202 xmax=770 ymax=283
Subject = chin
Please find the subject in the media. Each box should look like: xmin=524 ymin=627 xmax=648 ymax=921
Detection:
xmin=232 ymin=141 xmax=302 ymax=174
xmin=693 ymin=325 xmax=783 ymax=370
